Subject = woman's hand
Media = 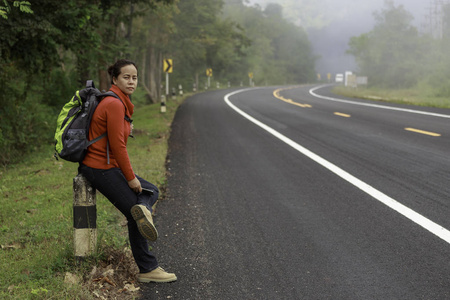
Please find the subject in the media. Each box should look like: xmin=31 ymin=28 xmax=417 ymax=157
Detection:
xmin=128 ymin=177 xmax=142 ymax=193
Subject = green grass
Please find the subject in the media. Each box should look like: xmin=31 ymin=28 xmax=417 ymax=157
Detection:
xmin=0 ymin=95 xmax=185 ymax=299
xmin=333 ymin=82 xmax=450 ymax=109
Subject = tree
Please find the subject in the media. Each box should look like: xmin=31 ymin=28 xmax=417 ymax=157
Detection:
xmin=427 ymin=3 xmax=450 ymax=96
xmin=132 ymin=2 xmax=178 ymax=103
xmin=0 ymin=0 xmax=173 ymax=165
xmin=222 ymin=0 xmax=316 ymax=85
xmin=169 ymin=0 xmax=226 ymax=90
xmin=347 ymin=1 xmax=423 ymax=88
xmin=0 ymin=0 xmax=315 ymax=165
xmin=0 ymin=0 xmax=33 ymax=19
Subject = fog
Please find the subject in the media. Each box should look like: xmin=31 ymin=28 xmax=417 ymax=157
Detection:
xmin=246 ymin=0 xmax=429 ymax=75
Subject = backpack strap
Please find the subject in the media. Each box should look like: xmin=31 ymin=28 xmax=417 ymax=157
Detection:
xmin=107 ymin=140 xmax=110 ymax=165
xmin=87 ymin=132 xmax=107 ymax=147
xmin=98 ymin=91 xmax=133 ymax=123
xmin=97 ymin=91 xmax=133 ymax=164
xmin=98 ymin=90 xmax=117 ymax=99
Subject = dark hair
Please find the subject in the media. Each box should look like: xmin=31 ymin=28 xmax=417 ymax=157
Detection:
xmin=108 ymin=59 xmax=138 ymax=84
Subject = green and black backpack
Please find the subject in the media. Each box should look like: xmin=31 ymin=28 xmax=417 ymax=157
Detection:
xmin=54 ymin=80 xmax=119 ymax=162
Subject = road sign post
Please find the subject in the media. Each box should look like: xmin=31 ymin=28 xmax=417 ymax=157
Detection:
xmin=166 ymin=72 xmax=169 ymax=96
xmin=206 ymin=68 xmax=212 ymax=88
xmin=163 ymin=58 xmax=173 ymax=97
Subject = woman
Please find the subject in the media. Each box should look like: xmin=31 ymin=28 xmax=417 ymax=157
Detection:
xmin=78 ymin=59 xmax=176 ymax=283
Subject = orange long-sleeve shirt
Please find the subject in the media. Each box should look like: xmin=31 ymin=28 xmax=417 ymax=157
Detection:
xmin=82 ymin=85 xmax=135 ymax=181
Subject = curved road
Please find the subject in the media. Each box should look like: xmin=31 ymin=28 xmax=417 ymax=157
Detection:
xmin=141 ymin=85 xmax=450 ymax=299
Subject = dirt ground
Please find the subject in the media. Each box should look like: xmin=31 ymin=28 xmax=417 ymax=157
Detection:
xmin=78 ymin=247 xmax=141 ymax=299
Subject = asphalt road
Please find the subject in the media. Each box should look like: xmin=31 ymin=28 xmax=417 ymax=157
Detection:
xmin=141 ymin=85 xmax=450 ymax=299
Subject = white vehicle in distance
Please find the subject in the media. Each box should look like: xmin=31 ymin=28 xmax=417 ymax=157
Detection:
xmin=335 ymin=73 xmax=344 ymax=83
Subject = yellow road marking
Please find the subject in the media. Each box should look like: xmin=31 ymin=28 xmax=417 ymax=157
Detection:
xmin=273 ymin=88 xmax=312 ymax=108
xmin=274 ymin=89 xmax=443 ymax=138
xmin=405 ymin=128 xmax=441 ymax=137
xmin=334 ymin=112 xmax=351 ymax=118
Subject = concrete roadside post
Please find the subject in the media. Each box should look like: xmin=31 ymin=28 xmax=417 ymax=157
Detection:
xmin=73 ymin=174 xmax=97 ymax=260
xmin=171 ymin=87 xmax=176 ymax=100
xmin=161 ymin=95 xmax=166 ymax=113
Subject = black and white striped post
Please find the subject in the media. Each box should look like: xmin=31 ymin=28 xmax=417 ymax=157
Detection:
xmin=73 ymin=174 xmax=97 ymax=259
xmin=160 ymin=95 xmax=166 ymax=113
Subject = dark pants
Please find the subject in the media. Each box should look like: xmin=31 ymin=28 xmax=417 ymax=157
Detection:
xmin=78 ymin=164 xmax=159 ymax=273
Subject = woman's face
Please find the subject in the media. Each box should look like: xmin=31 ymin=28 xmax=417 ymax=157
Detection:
xmin=113 ymin=64 xmax=138 ymax=95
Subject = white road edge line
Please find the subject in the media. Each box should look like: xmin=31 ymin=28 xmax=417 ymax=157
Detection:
xmin=225 ymin=88 xmax=450 ymax=245
xmin=310 ymin=85 xmax=450 ymax=119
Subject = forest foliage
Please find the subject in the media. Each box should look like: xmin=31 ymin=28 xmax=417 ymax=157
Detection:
xmin=347 ymin=0 xmax=450 ymax=94
xmin=0 ymin=0 xmax=316 ymax=166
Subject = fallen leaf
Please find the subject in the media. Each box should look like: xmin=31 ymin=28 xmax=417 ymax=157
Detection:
xmin=64 ymin=272 xmax=81 ymax=285
xmin=89 ymin=266 xmax=98 ymax=278
xmin=123 ymin=283 xmax=140 ymax=292
xmin=1 ymin=243 xmax=22 ymax=250
xmin=102 ymin=268 xmax=114 ymax=277
xmin=101 ymin=276 xmax=116 ymax=287
xmin=21 ymin=269 xmax=30 ymax=275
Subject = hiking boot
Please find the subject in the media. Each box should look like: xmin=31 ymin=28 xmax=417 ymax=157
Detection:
xmin=131 ymin=204 xmax=158 ymax=241
xmin=137 ymin=267 xmax=177 ymax=283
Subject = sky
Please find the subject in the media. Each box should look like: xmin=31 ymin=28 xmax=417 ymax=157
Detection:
xmin=245 ymin=0 xmax=432 ymax=75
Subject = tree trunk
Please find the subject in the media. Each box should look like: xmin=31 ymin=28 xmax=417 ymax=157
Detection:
xmin=98 ymin=68 xmax=109 ymax=92
xmin=77 ymin=53 xmax=90 ymax=87
xmin=125 ymin=4 xmax=134 ymax=58
xmin=148 ymin=46 xmax=161 ymax=103
xmin=140 ymin=47 xmax=153 ymax=102
xmin=139 ymin=46 xmax=162 ymax=104
xmin=195 ymin=72 xmax=199 ymax=92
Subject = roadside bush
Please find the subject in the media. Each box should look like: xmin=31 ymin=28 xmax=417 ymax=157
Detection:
xmin=0 ymin=64 xmax=75 ymax=166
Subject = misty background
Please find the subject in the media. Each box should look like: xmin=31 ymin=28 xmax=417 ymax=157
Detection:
xmin=246 ymin=0 xmax=429 ymax=75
